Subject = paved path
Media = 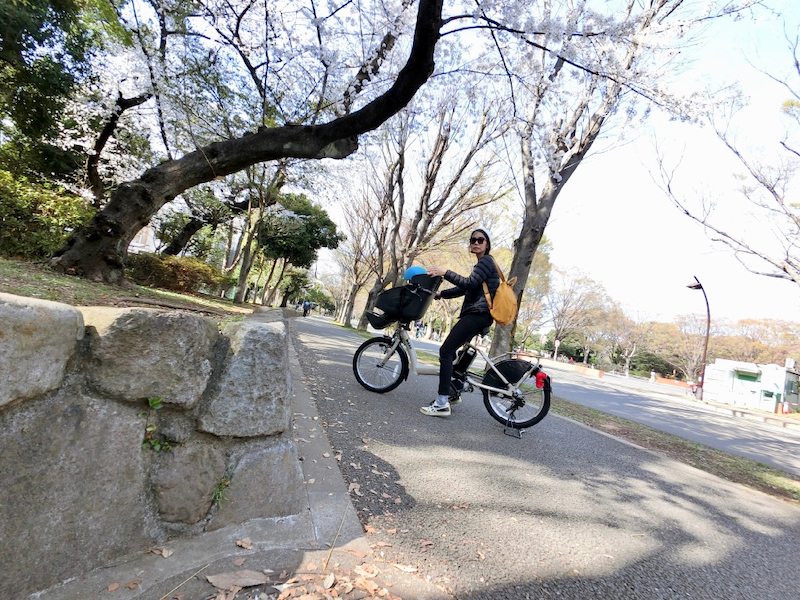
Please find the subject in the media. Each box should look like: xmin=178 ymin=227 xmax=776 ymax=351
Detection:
xmin=293 ymin=316 xmax=800 ymax=600
xmin=410 ymin=335 xmax=800 ymax=476
xmin=542 ymin=363 xmax=800 ymax=477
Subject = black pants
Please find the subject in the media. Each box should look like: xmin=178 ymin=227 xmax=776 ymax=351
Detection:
xmin=438 ymin=312 xmax=493 ymax=396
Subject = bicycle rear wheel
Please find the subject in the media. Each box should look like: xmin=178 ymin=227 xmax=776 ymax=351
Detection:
xmin=482 ymin=360 xmax=550 ymax=429
xmin=353 ymin=337 xmax=409 ymax=393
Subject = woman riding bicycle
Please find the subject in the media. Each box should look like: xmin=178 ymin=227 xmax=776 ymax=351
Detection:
xmin=423 ymin=227 xmax=499 ymax=417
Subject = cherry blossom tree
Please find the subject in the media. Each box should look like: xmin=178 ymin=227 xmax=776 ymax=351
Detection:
xmin=53 ymin=0 xmax=445 ymax=282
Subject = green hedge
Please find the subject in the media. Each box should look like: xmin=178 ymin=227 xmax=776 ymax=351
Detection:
xmin=0 ymin=169 xmax=94 ymax=259
xmin=126 ymin=253 xmax=234 ymax=294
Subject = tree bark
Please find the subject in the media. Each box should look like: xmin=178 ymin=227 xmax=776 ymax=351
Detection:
xmin=52 ymin=0 xmax=444 ymax=283
xmin=86 ymin=92 xmax=152 ymax=206
xmin=161 ymin=216 xmax=206 ymax=255
xmin=342 ymin=282 xmax=361 ymax=327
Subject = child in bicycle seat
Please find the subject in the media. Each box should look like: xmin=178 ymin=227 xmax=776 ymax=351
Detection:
xmin=423 ymin=227 xmax=499 ymax=417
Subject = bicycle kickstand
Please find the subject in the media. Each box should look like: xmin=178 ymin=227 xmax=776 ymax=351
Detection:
xmin=503 ymin=418 xmax=524 ymax=439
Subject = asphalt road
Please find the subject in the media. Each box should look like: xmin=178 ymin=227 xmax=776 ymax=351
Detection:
xmin=291 ymin=316 xmax=800 ymax=600
xmin=403 ymin=335 xmax=800 ymax=477
xmin=541 ymin=364 xmax=800 ymax=477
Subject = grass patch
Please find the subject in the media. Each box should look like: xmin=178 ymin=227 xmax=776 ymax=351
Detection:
xmin=0 ymin=257 xmax=249 ymax=317
xmin=551 ymin=395 xmax=800 ymax=507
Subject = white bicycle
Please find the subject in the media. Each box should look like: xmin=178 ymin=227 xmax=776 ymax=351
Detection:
xmin=352 ymin=275 xmax=551 ymax=432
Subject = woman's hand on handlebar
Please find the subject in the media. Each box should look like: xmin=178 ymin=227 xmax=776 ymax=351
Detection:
xmin=427 ymin=266 xmax=446 ymax=277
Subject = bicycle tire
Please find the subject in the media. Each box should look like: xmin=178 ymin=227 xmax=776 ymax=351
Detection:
xmin=353 ymin=337 xmax=409 ymax=393
xmin=482 ymin=359 xmax=551 ymax=429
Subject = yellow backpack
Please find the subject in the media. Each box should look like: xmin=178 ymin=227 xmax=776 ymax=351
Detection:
xmin=482 ymin=256 xmax=518 ymax=325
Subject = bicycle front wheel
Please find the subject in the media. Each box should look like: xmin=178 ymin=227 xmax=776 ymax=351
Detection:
xmin=482 ymin=361 xmax=550 ymax=429
xmin=353 ymin=337 xmax=409 ymax=393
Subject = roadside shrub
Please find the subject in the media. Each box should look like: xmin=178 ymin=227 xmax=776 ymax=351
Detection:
xmin=0 ymin=169 xmax=94 ymax=259
xmin=126 ymin=253 xmax=234 ymax=294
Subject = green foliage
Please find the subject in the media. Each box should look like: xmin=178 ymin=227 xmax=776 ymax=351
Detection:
xmin=126 ymin=252 xmax=235 ymax=294
xmin=631 ymin=351 xmax=680 ymax=379
xmin=142 ymin=397 xmax=172 ymax=451
xmin=305 ymin=284 xmax=336 ymax=312
xmin=280 ymin=269 xmax=311 ymax=303
xmin=0 ymin=0 xmax=97 ymax=139
xmin=0 ymin=169 xmax=94 ymax=258
xmin=258 ymin=194 xmax=343 ymax=268
xmin=213 ymin=478 xmax=230 ymax=505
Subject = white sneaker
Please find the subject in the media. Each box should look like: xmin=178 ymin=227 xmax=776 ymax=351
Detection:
xmin=420 ymin=402 xmax=451 ymax=417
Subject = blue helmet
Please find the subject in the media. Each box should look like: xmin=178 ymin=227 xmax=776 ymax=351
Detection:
xmin=403 ymin=265 xmax=427 ymax=280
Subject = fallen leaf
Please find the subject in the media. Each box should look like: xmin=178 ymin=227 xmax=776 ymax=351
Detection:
xmin=307 ymin=478 xmax=315 ymax=484
xmin=364 ymin=524 xmax=376 ymax=534
xmin=107 ymin=582 xmax=120 ymax=592
xmin=354 ymin=576 xmax=379 ymax=594
xmin=206 ymin=569 xmax=269 ymax=589
xmin=392 ymin=563 xmax=417 ymax=573
xmin=343 ymin=548 xmax=368 ymax=558
xmin=477 ymin=551 xmax=485 ymax=560
xmin=236 ymin=538 xmax=252 ymax=549
xmin=224 ymin=585 xmax=242 ymax=600
xmin=323 ymin=572 xmax=336 ymax=589
xmin=393 ymin=498 xmax=402 ymax=504
xmin=125 ymin=580 xmax=140 ymax=590
xmin=420 ymin=540 xmax=434 ymax=546
xmin=386 ymin=528 xmax=397 ymax=534
xmin=348 ymin=483 xmax=363 ymax=496
xmin=354 ymin=564 xmax=379 ymax=578
xmin=375 ymin=541 xmax=393 ymax=547
xmin=233 ymin=558 xmax=246 ymax=566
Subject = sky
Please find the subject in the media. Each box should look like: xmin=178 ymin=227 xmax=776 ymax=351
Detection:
xmin=518 ymin=1 xmax=800 ymax=325
xmin=316 ymin=1 xmax=800 ymax=326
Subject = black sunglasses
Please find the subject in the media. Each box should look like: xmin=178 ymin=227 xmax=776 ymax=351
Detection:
xmin=469 ymin=237 xmax=486 ymax=245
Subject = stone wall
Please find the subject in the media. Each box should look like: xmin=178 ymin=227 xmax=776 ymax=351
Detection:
xmin=0 ymin=293 xmax=305 ymax=598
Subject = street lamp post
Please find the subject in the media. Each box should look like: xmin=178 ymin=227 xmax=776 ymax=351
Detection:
xmin=687 ymin=276 xmax=710 ymax=400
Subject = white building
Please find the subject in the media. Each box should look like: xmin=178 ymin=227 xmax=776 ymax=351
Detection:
xmin=703 ymin=358 xmax=800 ymax=413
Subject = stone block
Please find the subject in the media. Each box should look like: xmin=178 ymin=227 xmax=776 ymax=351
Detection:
xmin=207 ymin=438 xmax=305 ymax=530
xmin=80 ymin=307 xmax=219 ymax=408
xmin=198 ymin=320 xmax=291 ymax=437
xmin=152 ymin=442 xmax=227 ymax=524
xmin=0 ymin=293 xmax=83 ymax=407
xmin=0 ymin=392 xmax=153 ymax=598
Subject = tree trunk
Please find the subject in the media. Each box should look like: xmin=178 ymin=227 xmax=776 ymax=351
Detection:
xmin=342 ymin=282 xmax=361 ymax=327
xmin=265 ymin=260 xmax=289 ymax=306
xmin=51 ymin=0 xmax=444 ymax=283
xmin=161 ymin=216 xmax=206 ymax=256
xmin=357 ymin=278 xmax=383 ymax=331
xmin=233 ymin=226 xmax=258 ymax=304
xmin=86 ymin=92 xmax=152 ymax=206
xmin=260 ymin=259 xmax=279 ymax=304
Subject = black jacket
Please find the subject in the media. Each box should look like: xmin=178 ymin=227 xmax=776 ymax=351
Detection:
xmin=440 ymin=254 xmax=500 ymax=316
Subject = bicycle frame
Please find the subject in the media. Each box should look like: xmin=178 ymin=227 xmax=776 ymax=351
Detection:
xmin=387 ymin=324 xmax=538 ymax=397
